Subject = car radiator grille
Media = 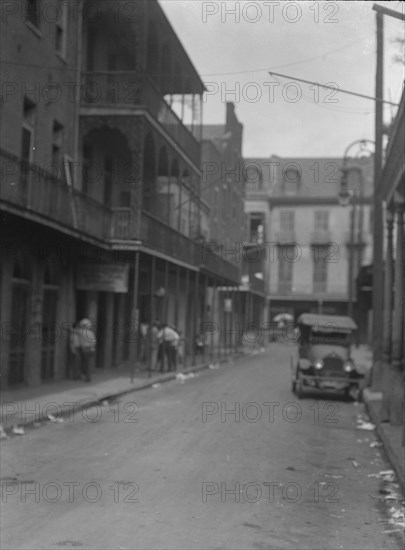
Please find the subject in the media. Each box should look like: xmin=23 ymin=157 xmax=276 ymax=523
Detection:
xmin=322 ymin=357 xmax=345 ymax=377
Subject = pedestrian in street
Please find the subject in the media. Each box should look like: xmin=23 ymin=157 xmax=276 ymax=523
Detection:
xmin=77 ymin=318 xmax=96 ymax=382
xmin=170 ymin=325 xmax=180 ymax=371
xmin=139 ymin=320 xmax=149 ymax=364
xmin=177 ymin=330 xmax=185 ymax=367
xmin=158 ymin=323 xmax=179 ymax=372
xmin=150 ymin=321 xmax=160 ymax=371
xmin=69 ymin=322 xmax=81 ymax=380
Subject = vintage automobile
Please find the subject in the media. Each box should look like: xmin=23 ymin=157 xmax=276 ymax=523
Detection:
xmin=291 ymin=313 xmax=364 ymax=400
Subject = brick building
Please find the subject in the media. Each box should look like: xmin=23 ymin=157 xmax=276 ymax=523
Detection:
xmin=0 ymin=0 xmax=241 ymax=388
xmin=202 ymin=103 xmax=266 ymax=349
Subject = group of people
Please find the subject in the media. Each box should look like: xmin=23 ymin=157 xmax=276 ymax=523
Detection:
xmin=140 ymin=321 xmax=183 ymax=372
xmin=69 ymin=317 xmax=184 ymax=382
xmin=69 ymin=318 xmax=97 ymax=382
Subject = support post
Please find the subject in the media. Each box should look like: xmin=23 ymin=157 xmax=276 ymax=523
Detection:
xmin=389 ymin=202 xmax=404 ymax=425
xmin=192 ymin=271 xmax=199 ymax=366
xmin=130 ymin=250 xmax=140 ymax=383
xmin=380 ymin=208 xmax=394 ymax=420
xmin=371 ymin=9 xmax=384 ymax=389
xmin=184 ymin=269 xmax=190 ymax=369
xmin=211 ymin=279 xmax=217 ymax=362
xmin=148 ymin=255 xmax=156 ymax=378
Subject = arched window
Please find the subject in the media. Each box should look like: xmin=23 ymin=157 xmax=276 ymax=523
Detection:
xmin=283 ymin=164 xmax=301 ymax=195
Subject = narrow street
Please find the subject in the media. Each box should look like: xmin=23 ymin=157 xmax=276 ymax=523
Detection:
xmin=1 ymin=344 xmax=403 ymax=550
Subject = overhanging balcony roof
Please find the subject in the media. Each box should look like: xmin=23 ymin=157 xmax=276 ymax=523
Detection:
xmin=148 ymin=0 xmax=205 ymax=95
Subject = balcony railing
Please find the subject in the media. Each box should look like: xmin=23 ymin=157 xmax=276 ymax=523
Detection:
xmin=197 ymin=243 xmax=240 ymax=283
xmin=111 ymin=207 xmax=133 ymax=240
xmin=344 ymin=232 xmax=367 ymax=246
xmin=310 ymin=230 xmax=332 ymax=244
xmin=275 ymin=230 xmax=296 ymax=244
xmin=312 ymin=281 xmax=328 ymax=293
xmin=81 ymin=72 xmax=201 ymax=167
xmin=278 ymin=281 xmax=293 ymax=294
xmin=0 ymin=151 xmax=111 ymax=241
xmin=140 ymin=212 xmax=197 ymax=266
xmin=111 ymin=209 xmax=240 ymax=281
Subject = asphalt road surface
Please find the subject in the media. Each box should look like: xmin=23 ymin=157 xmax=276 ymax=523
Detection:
xmin=1 ymin=344 xmax=403 ymax=550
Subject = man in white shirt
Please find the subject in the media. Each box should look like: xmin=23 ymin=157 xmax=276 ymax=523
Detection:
xmin=158 ymin=324 xmax=179 ymax=372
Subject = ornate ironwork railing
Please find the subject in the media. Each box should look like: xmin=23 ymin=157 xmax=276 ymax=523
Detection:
xmin=0 ymin=149 xmax=111 ymax=241
xmin=81 ymin=72 xmax=201 ymax=166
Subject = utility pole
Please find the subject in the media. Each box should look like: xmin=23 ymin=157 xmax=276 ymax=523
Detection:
xmin=370 ymin=7 xmax=384 ymax=389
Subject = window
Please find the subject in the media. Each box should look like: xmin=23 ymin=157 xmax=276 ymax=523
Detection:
xmin=250 ymin=213 xmax=265 ymax=243
xmin=52 ymin=121 xmax=63 ymax=177
xmin=103 ymin=157 xmax=113 ymax=204
xmin=278 ymin=245 xmax=294 ymax=293
xmin=283 ymin=165 xmax=301 ymax=195
xmin=312 ymin=245 xmax=329 ymax=293
xmin=314 ymin=211 xmax=329 ymax=231
xmin=55 ymin=2 xmax=68 ymax=57
xmin=280 ymin=210 xmax=295 ymax=232
xmin=82 ymin=145 xmax=93 ymax=195
xmin=26 ymin=0 xmax=40 ymax=28
xmin=21 ymin=98 xmax=36 ymax=163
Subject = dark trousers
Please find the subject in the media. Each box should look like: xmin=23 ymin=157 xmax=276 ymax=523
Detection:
xmin=79 ymin=349 xmax=92 ymax=381
xmin=159 ymin=341 xmax=173 ymax=372
xmin=71 ymin=353 xmax=81 ymax=380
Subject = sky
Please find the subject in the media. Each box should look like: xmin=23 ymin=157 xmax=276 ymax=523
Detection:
xmin=160 ymin=0 xmax=405 ymax=158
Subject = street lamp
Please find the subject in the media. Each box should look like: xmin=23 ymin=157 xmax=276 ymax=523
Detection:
xmin=338 ymin=139 xmax=374 ymax=319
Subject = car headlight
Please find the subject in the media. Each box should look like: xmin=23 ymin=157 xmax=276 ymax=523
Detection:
xmin=343 ymin=361 xmax=354 ymax=373
xmin=314 ymin=359 xmax=324 ymax=370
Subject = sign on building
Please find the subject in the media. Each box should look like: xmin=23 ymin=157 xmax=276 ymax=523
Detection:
xmin=76 ymin=263 xmax=129 ymax=293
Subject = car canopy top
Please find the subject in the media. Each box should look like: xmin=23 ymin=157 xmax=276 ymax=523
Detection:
xmin=297 ymin=314 xmax=357 ymax=333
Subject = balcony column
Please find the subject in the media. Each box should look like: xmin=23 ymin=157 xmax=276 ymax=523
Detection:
xmin=389 ymin=200 xmax=404 ymax=426
xmin=380 ymin=208 xmax=394 ymax=420
xmin=148 ymin=255 xmax=156 ymax=377
xmin=175 ymin=264 xmax=180 ymax=328
xmin=164 ymin=261 xmax=169 ymax=323
xmin=192 ymin=271 xmax=199 ymax=366
xmin=211 ymin=279 xmax=217 ymax=362
xmin=184 ymin=269 xmax=190 ymax=368
xmin=383 ymin=209 xmax=395 ymax=362
xmin=191 ymin=94 xmax=195 ymax=133
xmin=129 ymin=251 xmax=140 ymax=375
xmin=347 ymin=199 xmax=356 ymax=318
xmin=237 ymin=288 xmax=243 ymax=352
xmin=177 ymin=178 xmax=182 ymax=232
xmin=202 ymin=274 xmax=208 ymax=364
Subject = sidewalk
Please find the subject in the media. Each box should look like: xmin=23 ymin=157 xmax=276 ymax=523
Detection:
xmin=0 ymin=349 xmax=250 ymax=435
xmin=352 ymin=345 xmax=404 ymax=488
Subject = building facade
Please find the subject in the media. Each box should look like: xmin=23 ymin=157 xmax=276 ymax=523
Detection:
xmin=378 ymin=88 xmax=404 ymax=427
xmin=244 ymin=155 xmax=374 ymax=334
xmin=201 ymin=103 xmax=265 ymax=350
xmin=0 ymin=0 xmax=241 ymax=388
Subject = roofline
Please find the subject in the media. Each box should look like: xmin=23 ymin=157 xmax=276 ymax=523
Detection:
xmin=155 ymin=0 xmax=206 ymax=93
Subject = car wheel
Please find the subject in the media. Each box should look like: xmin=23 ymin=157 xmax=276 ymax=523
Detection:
xmin=291 ymin=358 xmax=297 ymax=393
xmin=344 ymin=387 xmax=352 ymax=401
xmin=296 ymin=373 xmax=304 ymax=399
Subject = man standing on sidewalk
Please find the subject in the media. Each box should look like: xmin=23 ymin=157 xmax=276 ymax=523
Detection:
xmin=158 ymin=324 xmax=179 ymax=372
xmin=77 ymin=318 xmax=96 ymax=382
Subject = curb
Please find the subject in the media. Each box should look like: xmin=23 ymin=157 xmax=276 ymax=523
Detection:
xmin=363 ymin=388 xmax=405 ymax=491
xmin=1 ymin=351 xmax=248 ymax=437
